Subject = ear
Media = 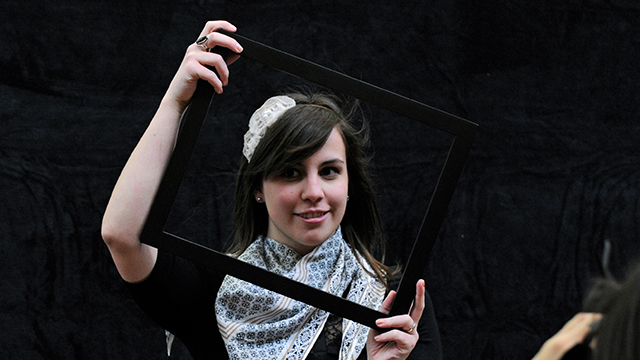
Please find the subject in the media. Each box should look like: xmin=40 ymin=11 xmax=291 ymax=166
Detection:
xmin=254 ymin=189 xmax=265 ymax=203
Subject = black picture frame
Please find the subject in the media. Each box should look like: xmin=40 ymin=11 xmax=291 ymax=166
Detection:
xmin=139 ymin=30 xmax=478 ymax=331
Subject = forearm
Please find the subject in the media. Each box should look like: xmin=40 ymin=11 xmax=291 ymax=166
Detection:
xmin=102 ymin=97 xmax=183 ymax=243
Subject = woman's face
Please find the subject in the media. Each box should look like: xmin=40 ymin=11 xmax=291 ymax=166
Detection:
xmin=255 ymin=127 xmax=349 ymax=255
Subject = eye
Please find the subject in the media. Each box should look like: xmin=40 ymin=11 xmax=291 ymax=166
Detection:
xmin=320 ymin=167 xmax=340 ymax=177
xmin=280 ymin=168 xmax=301 ymax=179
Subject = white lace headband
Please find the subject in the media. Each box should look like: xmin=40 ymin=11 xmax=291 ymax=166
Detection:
xmin=243 ymin=95 xmax=296 ymax=162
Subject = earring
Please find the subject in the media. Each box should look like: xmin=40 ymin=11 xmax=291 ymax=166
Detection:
xmin=346 ymin=195 xmax=350 ymax=200
xmin=256 ymin=197 xmax=263 ymax=202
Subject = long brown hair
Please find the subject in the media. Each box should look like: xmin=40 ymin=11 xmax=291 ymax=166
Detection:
xmin=229 ymin=90 xmax=392 ymax=286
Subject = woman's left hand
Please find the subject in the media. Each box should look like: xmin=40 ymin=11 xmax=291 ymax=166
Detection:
xmin=366 ymin=279 xmax=425 ymax=360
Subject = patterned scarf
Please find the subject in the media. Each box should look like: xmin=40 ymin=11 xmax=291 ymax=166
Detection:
xmin=215 ymin=227 xmax=385 ymax=360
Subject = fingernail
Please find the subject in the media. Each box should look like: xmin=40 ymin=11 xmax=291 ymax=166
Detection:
xmin=237 ymin=45 xmax=243 ymax=53
xmin=376 ymin=319 xmax=384 ymax=326
xmin=374 ymin=335 xmax=381 ymax=342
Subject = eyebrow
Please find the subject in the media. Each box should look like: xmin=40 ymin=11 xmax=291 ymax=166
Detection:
xmin=320 ymin=158 xmax=346 ymax=166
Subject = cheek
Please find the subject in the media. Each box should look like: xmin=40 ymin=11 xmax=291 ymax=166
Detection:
xmin=331 ymin=183 xmax=349 ymax=206
xmin=265 ymin=185 xmax=297 ymax=206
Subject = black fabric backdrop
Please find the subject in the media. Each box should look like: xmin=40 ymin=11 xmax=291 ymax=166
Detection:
xmin=2 ymin=0 xmax=640 ymax=359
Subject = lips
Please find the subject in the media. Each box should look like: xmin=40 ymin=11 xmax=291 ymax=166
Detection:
xmin=296 ymin=211 xmax=329 ymax=219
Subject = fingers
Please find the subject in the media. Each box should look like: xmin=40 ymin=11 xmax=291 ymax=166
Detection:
xmin=199 ymin=20 xmax=237 ymax=38
xmin=532 ymin=313 xmax=603 ymax=360
xmin=378 ymin=290 xmax=396 ymax=314
xmin=556 ymin=312 xmax=602 ymax=342
xmin=367 ymin=281 xmax=426 ymax=359
xmin=372 ymin=329 xmax=418 ymax=354
xmin=376 ymin=280 xmax=426 ymax=333
xmin=184 ymin=22 xmax=243 ymax=94
xmin=409 ymin=279 xmax=426 ymax=327
xmin=372 ymin=313 xmax=418 ymax=355
xmin=375 ymin=314 xmax=416 ymax=334
xmin=194 ymin=31 xmax=243 ymax=56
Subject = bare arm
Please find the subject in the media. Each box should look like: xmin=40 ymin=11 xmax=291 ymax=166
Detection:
xmin=101 ymin=21 xmax=242 ymax=283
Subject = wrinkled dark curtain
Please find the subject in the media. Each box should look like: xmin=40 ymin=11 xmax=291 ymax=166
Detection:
xmin=2 ymin=0 xmax=640 ymax=359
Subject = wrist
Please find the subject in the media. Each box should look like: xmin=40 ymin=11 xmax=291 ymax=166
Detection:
xmin=159 ymin=94 xmax=188 ymax=119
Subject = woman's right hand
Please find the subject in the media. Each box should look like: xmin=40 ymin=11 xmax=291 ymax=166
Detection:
xmin=165 ymin=20 xmax=243 ymax=113
xmin=102 ymin=21 xmax=242 ymax=283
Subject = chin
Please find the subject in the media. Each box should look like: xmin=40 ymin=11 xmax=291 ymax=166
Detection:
xmin=302 ymin=229 xmax=338 ymax=246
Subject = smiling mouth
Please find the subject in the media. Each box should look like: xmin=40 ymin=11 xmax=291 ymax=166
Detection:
xmin=297 ymin=211 xmax=328 ymax=219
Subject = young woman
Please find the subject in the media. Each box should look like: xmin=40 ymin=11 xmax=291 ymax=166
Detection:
xmin=102 ymin=20 xmax=441 ymax=360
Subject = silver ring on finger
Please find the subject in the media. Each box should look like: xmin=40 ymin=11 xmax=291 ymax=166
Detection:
xmin=407 ymin=322 xmax=417 ymax=334
xmin=195 ymin=35 xmax=209 ymax=51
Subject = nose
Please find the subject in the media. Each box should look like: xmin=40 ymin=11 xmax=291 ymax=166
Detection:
xmin=301 ymin=175 xmax=324 ymax=203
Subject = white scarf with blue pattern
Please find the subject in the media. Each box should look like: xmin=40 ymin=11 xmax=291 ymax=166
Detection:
xmin=215 ymin=227 xmax=385 ymax=360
